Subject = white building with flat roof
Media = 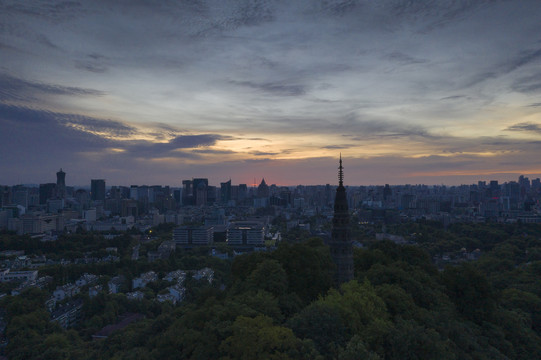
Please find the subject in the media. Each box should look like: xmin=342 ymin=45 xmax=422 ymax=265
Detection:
xmin=173 ymin=226 xmax=213 ymax=248
xmin=0 ymin=269 xmax=38 ymax=283
xmin=226 ymin=222 xmax=264 ymax=247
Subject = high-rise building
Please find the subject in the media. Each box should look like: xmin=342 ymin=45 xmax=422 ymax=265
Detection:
xmin=182 ymin=180 xmax=193 ymax=205
xmin=56 ymin=168 xmax=66 ymax=199
xmin=257 ymin=178 xmax=269 ymax=198
xmin=39 ymin=183 xmax=56 ymax=204
xmin=193 ymin=178 xmax=208 ymax=206
xmin=489 ymin=180 xmax=500 ymax=198
xmin=90 ymin=179 xmax=106 ymax=202
xmin=329 ymin=156 xmax=354 ymax=285
xmin=221 ymin=180 xmax=232 ymax=204
xmin=238 ymin=184 xmax=248 ymax=202
xmin=13 ymin=188 xmax=29 ymax=208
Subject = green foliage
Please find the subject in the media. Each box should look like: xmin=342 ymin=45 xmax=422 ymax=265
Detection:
xmin=320 ymin=280 xmax=389 ymax=335
xmin=231 ymin=290 xmax=283 ymax=322
xmin=272 ymin=238 xmax=333 ymax=304
xmin=219 ymin=315 xmax=319 ymax=360
xmin=288 ymin=302 xmax=348 ymax=357
xmin=231 ymin=251 xmax=269 ymax=280
xmin=500 ymin=288 xmax=541 ymax=333
xmin=386 ymin=318 xmax=455 ymax=360
xmin=246 ymin=259 xmax=288 ymax=296
xmin=442 ymin=263 xmax=496 ymax=323
xmin=3 ymin=223 xmax=541 ymax=359
xmin=338 ymin=335 xmax=381 ymax=360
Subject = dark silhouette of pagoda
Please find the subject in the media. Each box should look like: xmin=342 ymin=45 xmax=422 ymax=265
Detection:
xmin=330 ymin=155 xmax=354 ymax=284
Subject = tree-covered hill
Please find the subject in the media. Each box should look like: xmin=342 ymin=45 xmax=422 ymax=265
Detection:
xmin=1 ymin=222 xmax=540 ymax=359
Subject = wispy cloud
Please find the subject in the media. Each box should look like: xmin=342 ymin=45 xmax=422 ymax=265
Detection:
xmin=249 ymin=150 xmax=280 ymax=156
xmin=323 ymin=145 xmax=353 ymax=150
xmin=0 ymin=73 xmax=104 ymax=102
xmin=2 ymin=1 xmax=541 ymax=185
xmin=505 ymin=122 xmax=541 ymax=134
xmin=0 ymin=104 xmax=227 ymax=160
xmin=512 ymin=74 xmax=541 ymax=93
xmin=229 ymin=80 xmax=306 ymax=97
xmin=385 ymin=51 xmax=427 ymax=65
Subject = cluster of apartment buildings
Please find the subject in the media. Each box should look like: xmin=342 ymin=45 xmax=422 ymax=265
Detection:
xmin=354 ymin=176 xmax=541 ymax=224
xmin=1 ymin=171 xmax=540 ymax=237
xmin=172 ymin=221 xmax=266 ymax=249
xmin=1 ymin=265 xmax=214 ymax=331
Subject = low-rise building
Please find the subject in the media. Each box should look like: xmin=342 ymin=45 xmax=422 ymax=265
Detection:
xmin=173 ymin=226 xmax=214 ymax=248
xmin=53 ymin=283 xmax=80 ymax=301
xmin=88 ymin=285 xmax=102 ymax=297
xmin=226 ymin=222 xmax=264 ymax=247
xmin=168 ymin=284 xmax=185 ymax=302
xmin=157 ymin=293 xmax=177 ymax=304
xmin=0 ymin=269 xmax=38 ymax=283
xmin=75 ymin=273 xmax=99 ymax=287
xmin=51 ymin=299 xmax=83 ymax=329
xmin=164 ymin=270 xmax=186 ymax=284
xmin=126 ymin=291 xmax=145 ymax=301
xmin=92 ymin=313 xmax=144 ymax=340
xmin=108 ymin=275 xmax=125 ymax=294
xmin=193 ymin=267 xmax=214 ymax=283
xmin=132 ymin=271 xmax=158 ymax=289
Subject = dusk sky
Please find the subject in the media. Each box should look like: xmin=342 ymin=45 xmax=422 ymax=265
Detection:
xmin=1 ymin=0 xmax=541 ymax=187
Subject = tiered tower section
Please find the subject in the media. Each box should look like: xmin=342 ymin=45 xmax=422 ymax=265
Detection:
xmin=330 ymin=155 xmax=354 ymax=284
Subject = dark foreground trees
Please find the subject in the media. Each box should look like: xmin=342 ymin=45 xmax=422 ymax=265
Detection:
xmin=2 ymin=223 xmax=541 ymax=359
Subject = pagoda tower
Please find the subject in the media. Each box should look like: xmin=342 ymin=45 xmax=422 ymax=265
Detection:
xmin=330 ymin=155 xmax=354 ymax=284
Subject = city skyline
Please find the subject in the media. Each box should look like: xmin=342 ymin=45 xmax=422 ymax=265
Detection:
xmin=2 ymin=1 xmax=541 ymax=186
xmin=4 ymin=167 xmax=539 ymax=189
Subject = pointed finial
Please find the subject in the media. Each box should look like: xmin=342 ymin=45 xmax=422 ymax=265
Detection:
xmin=338 ymin=154 xmax=344 ymax=186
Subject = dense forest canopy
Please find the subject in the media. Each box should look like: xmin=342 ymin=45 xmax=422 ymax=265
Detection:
xmin=1 ymin=221 xmax=540 ymax=359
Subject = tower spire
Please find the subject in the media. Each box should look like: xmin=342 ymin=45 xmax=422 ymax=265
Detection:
xmin=338 ymin=153 xmax=344 ymax=187
xmin=330 ymin=154 xmax=353 ymax=285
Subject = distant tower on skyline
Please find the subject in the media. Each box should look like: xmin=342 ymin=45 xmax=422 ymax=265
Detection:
xmin=257 ymin=178 xmax=269 ymax=198
xmin=330 ymin=155 xmax=354 ymax=285
xmin=56 ymin=168 xmax=66 ymax=199
xmin=91 ymin=179 xmax=106 ymax=202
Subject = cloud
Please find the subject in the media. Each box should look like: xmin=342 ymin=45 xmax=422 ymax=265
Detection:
xmin=244 ymin=137 xmax=271 ymax=141
xmin=0 ymin=104 xmax=134 ymax=142
xmin=512 ymin=74 xmax=541 ymax=93
xmin=385 ymin=51 xmax=427 ymax=65
xmin=192 ymin=148 xmax=237 ymax=155
xmin=440 ymin=95 xmax=467 ymax=101
xmin=317 ymin=0 xmax=360 ymax=16
xmin=505 ymin=122 xmax=541 ymax=134
xmin=503 ymin=47 xmax=541 ymax=73
xmin=243 ymin=158 xmax=272 ymax=164
xmin=229 ymin=80 xmax=306 ymax=97
xmin=117 ymin=134 xmax=231 ymax=160
xmin=1 ymin=1 xmax=86 ymax=23
xmin=464 ymin=48 xmax=541 ymax=89
xmin=397 ymin=0 xmax=491 ymax=33
xmin=335 ymin=114 xmax=436 ymax=139
xmin=0 ymin=104 xmax=226 ymax=158
xmin=323 ymin=145 xmax=353 ymax=150
xmin=2 ymin=1 xmax=541 ymax=185
xmin=0 ymin=73 xmax=105 ymax=102
xmin=75 ymin=61 xmax=107 ymax=73
xmin=249 ymin=150 xmax=280 ymax=156
xmin=64 ymin=117 xmax=138 ymax=138
xmin=0 ymin=103 xmax=238 ymax=185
